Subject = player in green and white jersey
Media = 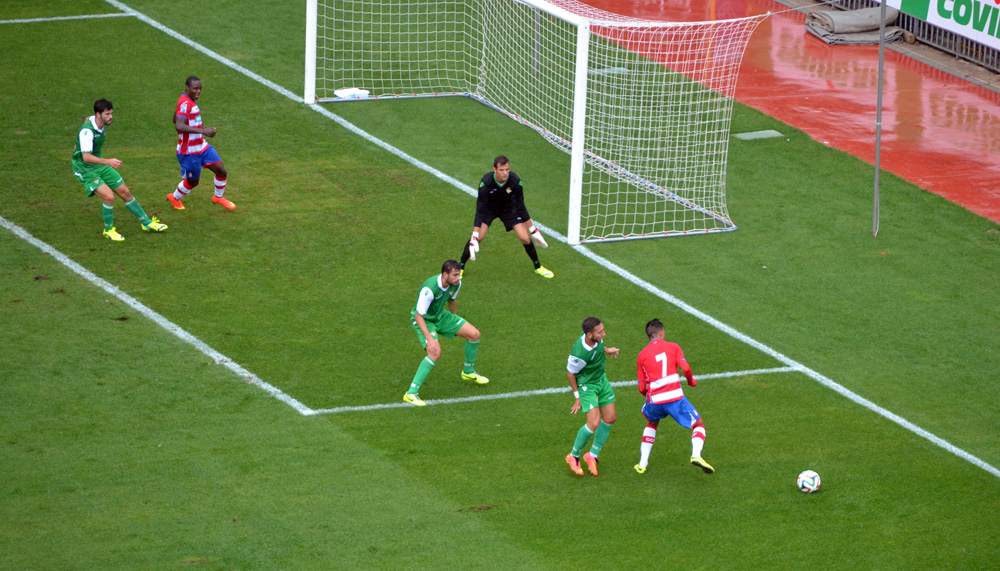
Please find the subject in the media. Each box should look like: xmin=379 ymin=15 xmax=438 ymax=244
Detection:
xmin=564 ymin=316 xmax=620 ymax=476
xmin=72 ymin=99 xmax=166 ymax=241
xmin=403 ymin=260 xmax=488 ymax=406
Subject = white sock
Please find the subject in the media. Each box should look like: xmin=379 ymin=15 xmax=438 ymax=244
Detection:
xmin=638 ymin=426 xmax=656 ymax=467
xmin=174 ymin=180 xmax=191 ymax=200
xmin=691 ymin=425 xmax=706 ymax=458
xmin=214 ymin=176 xmax=227 ymax=198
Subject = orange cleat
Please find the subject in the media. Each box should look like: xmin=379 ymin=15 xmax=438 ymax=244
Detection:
xmin=583 ymin=452 xmax=599 ymax=476
xmin=167 ymin=192 xmax=185 ymax=210
xmin=565 ymin=454 xmax=584 ymax=476
xmin=211 ymin=195 xmax=236 ymax=210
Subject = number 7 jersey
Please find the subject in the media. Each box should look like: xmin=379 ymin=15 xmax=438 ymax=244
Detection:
xmin=636 ymin=339 xmax=690 ymax=404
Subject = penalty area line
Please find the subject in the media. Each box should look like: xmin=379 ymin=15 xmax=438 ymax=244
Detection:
xmin=0 ymin=215 xmax=315 ymax=416
xmin=306 ymin=367 xmax=798 ymax=415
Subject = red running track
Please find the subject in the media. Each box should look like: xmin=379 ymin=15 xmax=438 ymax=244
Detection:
xmin=580 ymin=0 xmax=1000 ymax=223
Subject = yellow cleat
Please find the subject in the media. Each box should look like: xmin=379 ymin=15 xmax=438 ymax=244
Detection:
xmin=461 ymin=371 xmax=489 ymax=385
xmin=691 ymin=456 xmax=714 ymax=474
xmin=142 ymin=217 xmax=168 ymax=232
xmin=403 ymin=393 xmax=426 ymax=407
xmin=565 ymin=454 xmax=584 ymax=476
xmin=102 ymin=227 xmax=124 ymax=242
xmin=534 ymin=266 xmax=554 ymax=279
xmin=634 ymin=464 xmax=646 ymax=474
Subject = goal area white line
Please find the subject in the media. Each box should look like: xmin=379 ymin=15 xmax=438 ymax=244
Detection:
xmin=7 ymin=0 xmax=994 ymax=480
xmin=307 ymin=367 xmax=798 ymax=415
xmin=0 ymin=13 xmax=133 ymax=25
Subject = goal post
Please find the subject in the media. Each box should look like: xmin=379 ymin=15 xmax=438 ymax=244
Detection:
xmin=305 ymin=0 xmax=768 ymax=244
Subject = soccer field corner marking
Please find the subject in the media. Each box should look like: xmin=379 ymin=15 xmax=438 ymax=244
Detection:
xmin=65 ymin=0 xmax=1000 ymax=480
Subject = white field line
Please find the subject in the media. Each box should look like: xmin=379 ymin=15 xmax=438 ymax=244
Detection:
xmin=37 ymin=0 xmax=989 ymax=480
xmin=308 ymin=367 xmax=798 ymax=415
xmin=0 ymin=215 xmax=315 ymax=416
xmin=0 ymin=13 xmax=132 ymax=25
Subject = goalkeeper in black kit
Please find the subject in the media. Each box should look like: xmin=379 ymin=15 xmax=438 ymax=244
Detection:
xmin=459 ymin=155 xmax=554 ymax=279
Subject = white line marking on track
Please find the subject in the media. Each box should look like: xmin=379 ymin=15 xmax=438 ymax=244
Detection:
xmin=308 ymin=367 xmax=799 ymax=415
xmin=0 ymin=215 xmax=315 ymax=416
xmin=0 ymin=13 xmax=132 ymax=25
xmin=20 ymin=0 xmax=989 ymax=479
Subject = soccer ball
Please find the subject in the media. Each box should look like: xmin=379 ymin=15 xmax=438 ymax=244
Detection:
xmin=797 ymin=470 xmax=821 ymax=493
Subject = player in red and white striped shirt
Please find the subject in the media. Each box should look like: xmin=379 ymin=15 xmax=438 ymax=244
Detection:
xmin=634 ymin=318 xmax=714 ymax=475
xmin=167 ymin=76 xmax=236 ymax=211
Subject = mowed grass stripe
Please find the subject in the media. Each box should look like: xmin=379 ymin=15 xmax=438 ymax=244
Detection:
xmin=0 ymin=214 xmax=314 ymax=416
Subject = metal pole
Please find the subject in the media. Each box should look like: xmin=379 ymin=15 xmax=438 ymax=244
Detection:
xmin=873 ymin=0 xmax=887 ymax=237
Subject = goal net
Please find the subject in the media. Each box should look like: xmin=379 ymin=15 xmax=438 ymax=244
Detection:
xmin=305 ymin=0 xmax=767 ymax=244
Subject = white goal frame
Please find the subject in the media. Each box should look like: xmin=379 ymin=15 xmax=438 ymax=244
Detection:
xmin=305 ymin=0 xmax=767 ymax=245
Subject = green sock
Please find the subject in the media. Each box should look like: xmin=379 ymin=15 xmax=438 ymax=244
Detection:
xmin=463 ymin=339 xmax=479 ymax=374
xmin=101 ymin=203 xmax=114 ymax=230
xmin=124 ymin=198 xmax=151 ymax=225
xmin=408 ymin=357 xmax=435 ymax=394
xmin=571 ymin=424 xmax=594 ymax=457
xmin=590 ymin=420 xmax=613 ymax=457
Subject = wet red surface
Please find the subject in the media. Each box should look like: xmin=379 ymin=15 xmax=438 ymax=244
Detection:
xmin=579 ymin=0 xmax=1000 ymax=223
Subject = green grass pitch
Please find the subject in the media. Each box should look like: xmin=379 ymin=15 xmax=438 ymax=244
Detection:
xmin=1 ymin=0 xmax=999 ymax=568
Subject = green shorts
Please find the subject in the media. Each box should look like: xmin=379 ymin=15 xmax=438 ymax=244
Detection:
xmin=75 ymin=165 xmax=124 ymax=196
xmin=412 ymin=311 xmax=467 ymax=347
xmin=579 ymin=375 xmax=616 ymax=412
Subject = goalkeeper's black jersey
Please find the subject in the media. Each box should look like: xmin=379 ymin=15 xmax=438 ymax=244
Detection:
xmin=476 ymin=171 xmax=526 ymax=216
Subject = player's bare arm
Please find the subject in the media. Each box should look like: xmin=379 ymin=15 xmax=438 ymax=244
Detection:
xmin=605 ymin=346 xmax=620 ymax=357
xmin=82 ymin=152 xmax=121 ymax=169
xmin=175 ymin=115 xmax=216 ymax=137
xmin=567 ymin=372 xmax=581 ymax=414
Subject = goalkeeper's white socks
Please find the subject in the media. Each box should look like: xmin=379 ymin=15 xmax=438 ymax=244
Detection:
xmin=638 ymin=425 xmax=656 ymax=468
xmin=529 ymin=226 xmax=548 ymax=248
xmin=691 ymin=425 xmax=706 ymax=458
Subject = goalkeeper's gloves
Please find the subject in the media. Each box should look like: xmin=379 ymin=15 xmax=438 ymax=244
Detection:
xmin=529 ymin=226 xmax=548 ymax=248
xmin=469 ymin=237 xmax=480 ymax=261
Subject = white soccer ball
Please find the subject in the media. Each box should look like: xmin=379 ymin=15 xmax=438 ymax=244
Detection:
xmin=797 ymin=470 xmax=821 ymax=493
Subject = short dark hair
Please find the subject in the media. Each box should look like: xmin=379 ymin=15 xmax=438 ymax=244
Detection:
xmin=582 ymin=316 xmax=602 ymax=334
xmin=493 ymin=155 xmax=510 ymax=168
xmin=93 ymin=99 xmax=113 ymax=113
xmin=185 ymin=76 xmax=201 ymax=87
xmin=645 ymin=318 xmax=664 ymax=339
xmin=442 ymin=259 xmax=461 ymax=274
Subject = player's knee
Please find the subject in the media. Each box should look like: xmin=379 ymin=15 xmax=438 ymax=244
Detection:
xmin=606 ymin=413 xmax=617 ymax=425
xmin=187 ymin=177 xmax=201 ymax=188
xmin=215 ymin=166 xmax=228 ymax=178
xmin=427 ymin=347 xmax=440 ymax=361
xmin=467 ymin=327 xmax=481 ymax=342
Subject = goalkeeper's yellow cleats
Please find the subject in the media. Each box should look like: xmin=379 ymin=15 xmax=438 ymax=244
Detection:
xmin=565 ymin=454 xmax=584 ymax=476
xmin=461 ymin=371 xmax=489 ymax=385
xmin=403 ymin=393 xmax=426 ymax=407
xmin=634 ymin=464 xmax=647 ymax=474
xmin=102 ymin=227 xmax=124 ymax=242
xmin=691 ymin=456 xmax=714 ymax=474
xmin=534 ymin=266 xmax=554 ymax=279
xmin=141 ymin=217 xmax=168 ymax=232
